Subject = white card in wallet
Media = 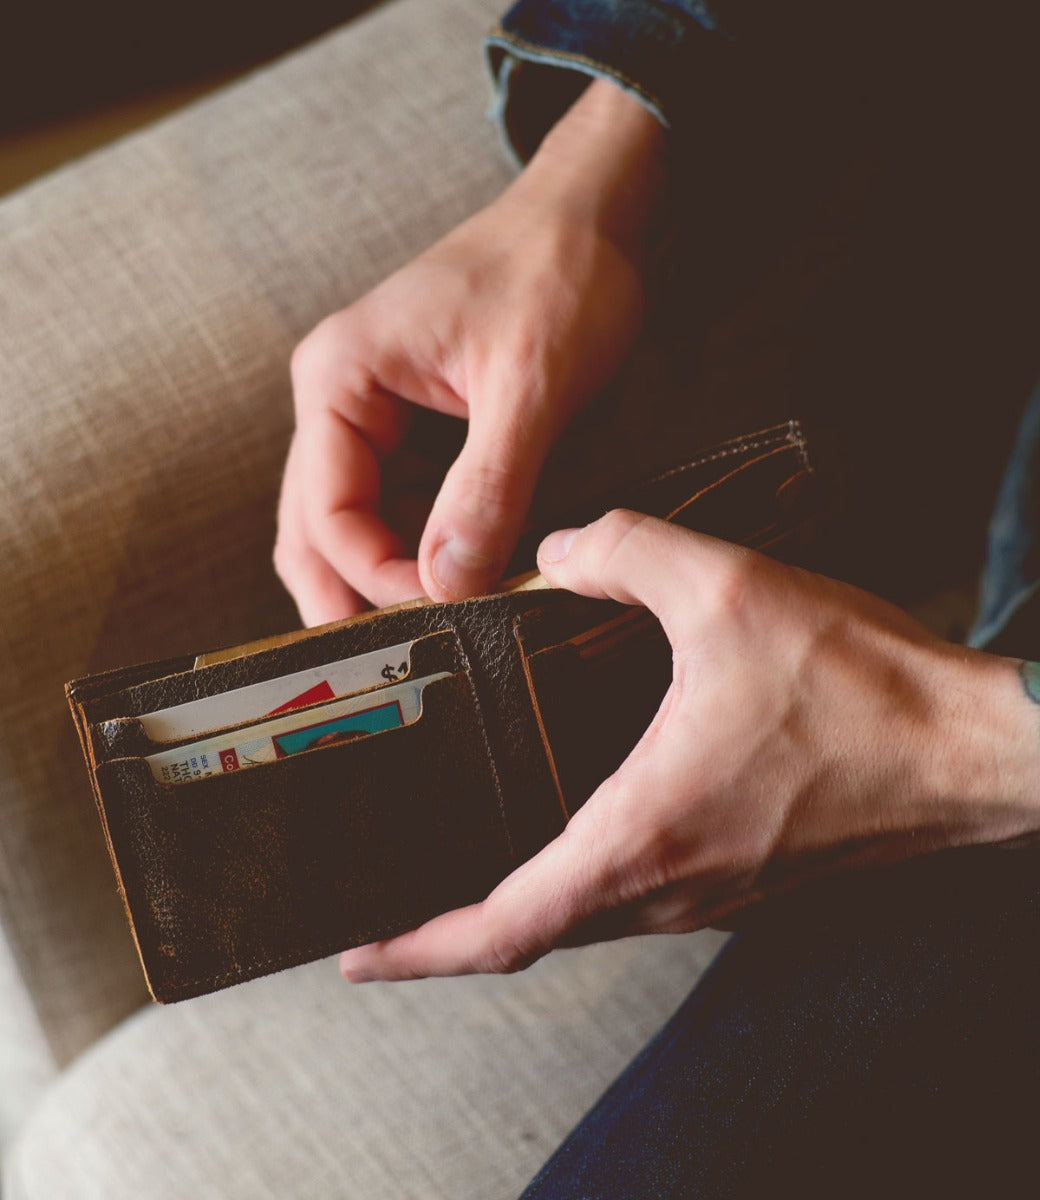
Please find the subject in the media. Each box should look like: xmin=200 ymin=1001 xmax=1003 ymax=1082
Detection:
xmin=138 ymin=640 xmax=414 ymax=742
xmin=145 ymin=672 xmax=450 ymax=783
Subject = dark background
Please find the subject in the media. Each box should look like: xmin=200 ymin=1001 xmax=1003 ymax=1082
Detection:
xmin=1 ymin=2 xmax=377 ymax=135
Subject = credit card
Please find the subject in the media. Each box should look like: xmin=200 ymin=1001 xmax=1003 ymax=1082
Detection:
xmin=138 ymin=641 xmax=413 ymax=742
xmin=145 ymin=672 xmax=449 ymax=783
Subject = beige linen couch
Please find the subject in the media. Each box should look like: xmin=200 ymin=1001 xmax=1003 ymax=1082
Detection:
xmin=0 ymin=1 xmax=728 ymax=1194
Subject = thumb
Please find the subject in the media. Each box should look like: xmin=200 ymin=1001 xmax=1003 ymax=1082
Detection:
xmin=418 ymin=404 xmax=551 ymax=601
xmin=338 ymin=772 xmax=643 ymax=981
xmin=536 ymin=509 xmax=727 ymax=637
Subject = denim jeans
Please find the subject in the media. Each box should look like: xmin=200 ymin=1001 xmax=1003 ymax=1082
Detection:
xmin=520 ymin=845 xmax=1040 ymax=1198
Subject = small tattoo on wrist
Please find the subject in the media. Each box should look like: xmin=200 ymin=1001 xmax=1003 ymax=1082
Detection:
xmin=1019 ymin=660 xmax=1040 ymax=704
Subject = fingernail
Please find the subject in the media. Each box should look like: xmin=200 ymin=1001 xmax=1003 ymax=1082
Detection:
xmin=432 ymin=537 xmax=496 ymax=595
xmin=343 ymin=970 xmax=375 ymax=984
xmin=539 ymin=528 xmax=579 ymax=564
xmin=340 ymin=958 xmax=375 ymax=984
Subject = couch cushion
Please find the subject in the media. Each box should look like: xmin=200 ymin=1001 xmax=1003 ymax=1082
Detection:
xmin=3 ymin=934 xmax=725 ymax=1199
xmin=0 ymin=934 xmax=55 ymax=1152
xmin=0 ymin=0 xmax=512 ymax=1136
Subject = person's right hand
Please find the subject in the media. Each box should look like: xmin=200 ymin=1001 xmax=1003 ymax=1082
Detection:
xmin=275 ymin=79 xmax=666 ymax=625
xmin=338 ymin=510 xmax=1040 ymax=984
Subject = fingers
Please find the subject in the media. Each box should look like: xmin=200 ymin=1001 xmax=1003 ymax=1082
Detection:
xmin=538 ymin=510 xmax=682 ymax=610
xmin=292 ymin=409 xmax=422 ymax=610
xmin=281 ymin=541 xmax=366 ymax=628
xmin=274 ymin=435 xmax=366 ymax=625
xmin=417 ymin=401 xmax=553 ymax=601
xmin=538 ymin=508 xmax=766 ymax=648
xmin=286 ymin=322 xmax=426 ymax=611
xmin=538 ymin=509 xmax=733 ymax=641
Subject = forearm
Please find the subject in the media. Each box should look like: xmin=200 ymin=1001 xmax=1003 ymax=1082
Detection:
xmin=505 ymin=79 xmax=668 ymax=265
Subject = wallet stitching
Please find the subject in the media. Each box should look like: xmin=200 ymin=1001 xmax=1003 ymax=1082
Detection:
xmin=636 ymin=420 xmax=806 ymax=490
xmin=665 ymin=442 xmax=803 ymax=525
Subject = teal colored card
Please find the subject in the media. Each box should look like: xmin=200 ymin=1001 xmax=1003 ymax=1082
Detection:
xmin=273 ymin=700 xmax=403 ymax=757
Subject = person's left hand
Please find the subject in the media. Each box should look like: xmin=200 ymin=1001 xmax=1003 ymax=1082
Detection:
xmin=339 ymin=511 xmax=1040 ymax=982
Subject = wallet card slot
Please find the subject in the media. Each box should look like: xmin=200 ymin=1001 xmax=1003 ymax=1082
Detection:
xmin=526 ymin=607 xmax=659 ymax=662
xmin=93 ymin=628 xmax=465 ymax=760
xmin=141 ymin=668 xmax=455 ymax=784
xmin=93 ymin=670 xmax=513 ymax=1003
xmin=520 ymin=618 xmax=672 ymax=818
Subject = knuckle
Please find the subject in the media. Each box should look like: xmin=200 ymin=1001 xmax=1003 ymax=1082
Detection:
xmin=451 ymin=458 xmax=522 ymax=527
xmin=479 ymin=938 xmax=537 ymax=976
xmin=704 ymin=550 xmax=756 ymax=618
xmin=596 ymin=507 xmax=647 ymax=545
xmin=290 ymin=316 xmax=356 ymax=410
xmin=495 ymin=339 xmax=550 ymax=404
xmin=594 ymin=508 xmax=655 ymax=572
xmin=624 ymin=826 xmax=686 ymax=897
xmin=475 ymin=895 xmax=544 ymax=975
xmin=289 ymin=324 xmax=326 ymax=390
xmin=271 ymin=539 xmax=298 ymax=586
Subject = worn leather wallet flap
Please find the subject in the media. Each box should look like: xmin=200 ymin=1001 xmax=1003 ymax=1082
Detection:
xmin=67 ymin=421 xmax=820 ymax=1002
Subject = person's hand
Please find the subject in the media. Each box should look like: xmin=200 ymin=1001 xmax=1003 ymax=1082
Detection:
xmin=339 ymin=510 xmax=1040 ymax=981
xmin=275 ymin=80 xmax=666 ymax=624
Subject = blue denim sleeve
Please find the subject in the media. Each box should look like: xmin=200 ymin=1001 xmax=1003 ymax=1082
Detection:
xmin=485 ymin=1 xmax=734 ymax=162
xmin=969 ymin=377 xmax=1040 ymax=654
xmin=484 ymin=1 xmax=968 ymax=163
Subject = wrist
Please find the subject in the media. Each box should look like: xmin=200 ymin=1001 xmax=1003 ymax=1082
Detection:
xmin=916 ymin=646 xmax=1040 ymax=849
xmin=510 ymin=79 xmax=668 ymax=265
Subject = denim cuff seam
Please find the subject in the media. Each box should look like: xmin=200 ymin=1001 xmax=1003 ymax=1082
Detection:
xmin=486 ymin=26 xmax=669 ymax=128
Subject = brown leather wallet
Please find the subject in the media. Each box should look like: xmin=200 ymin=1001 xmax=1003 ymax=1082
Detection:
xmin=67 ymin=421 xmax=822 ymax=1003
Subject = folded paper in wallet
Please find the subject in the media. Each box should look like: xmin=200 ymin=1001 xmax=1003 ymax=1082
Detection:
xmin=66 ymin=421 xmax=823 ymax=1002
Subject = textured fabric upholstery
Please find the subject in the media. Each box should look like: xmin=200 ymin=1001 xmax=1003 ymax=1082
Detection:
xmin=0 ymin=1 xmax=739 ymax=1187
xmin=0 ymin=0 xmax=514 ymax=1143
xmin=4 ymin=935 xmax=725 ymax=1199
